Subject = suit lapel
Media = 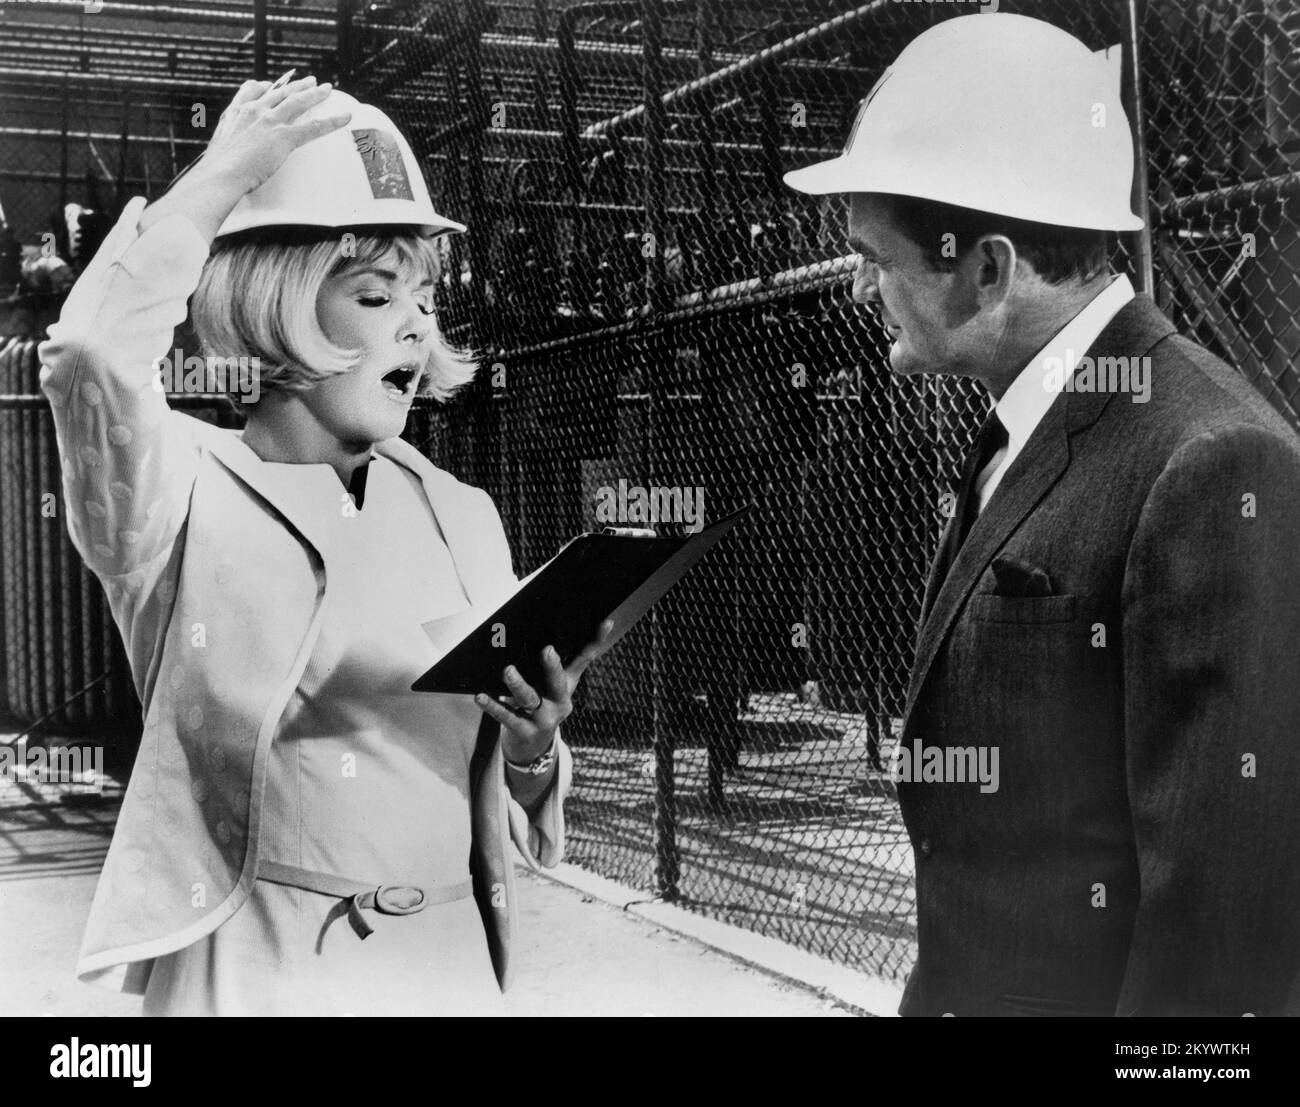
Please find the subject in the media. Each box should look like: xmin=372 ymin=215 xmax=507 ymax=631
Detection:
xmin=902 ymin=295 xmax=1177 ymax=728
xmin=904 ymin=403 xmax=1071 ymax=720
xmin=917 ymin=516 xmax=954 ymax=631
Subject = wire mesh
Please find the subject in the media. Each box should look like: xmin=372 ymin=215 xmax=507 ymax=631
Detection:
xmin=1 ymin=0 xmax=1297 ymax=983
xmin=1143 ymin=0 xmax=1300 ymax=423
xmin=383 ymin=0 xmax=1300 ymax=983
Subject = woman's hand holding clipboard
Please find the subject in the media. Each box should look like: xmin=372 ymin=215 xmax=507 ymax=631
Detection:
xmin=413 ymin=506 xmax=752 ymax=700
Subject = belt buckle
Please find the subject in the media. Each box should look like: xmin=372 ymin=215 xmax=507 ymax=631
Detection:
xmin=372 ymin=884 xmax=427 ymax=916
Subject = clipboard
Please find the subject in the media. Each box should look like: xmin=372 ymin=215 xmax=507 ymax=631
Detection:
xmin=411 ymin=506 xmax=751 ymax=696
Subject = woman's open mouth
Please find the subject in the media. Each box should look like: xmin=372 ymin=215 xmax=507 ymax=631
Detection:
xmin=380 ymin=365 xmax=421 ymax=403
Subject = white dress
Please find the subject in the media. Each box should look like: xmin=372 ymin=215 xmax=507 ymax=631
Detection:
xmin=142 ymin=454 xmax=504 ymax=1016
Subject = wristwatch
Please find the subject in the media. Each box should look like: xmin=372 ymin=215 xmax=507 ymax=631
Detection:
xmin=505 ymin=737 xmax=557 ymax=776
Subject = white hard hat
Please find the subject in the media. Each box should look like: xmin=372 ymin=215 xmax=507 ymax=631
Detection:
xmin=216 ymin=90 xmax=466 ymax=238
xmin=784 ymin=13 xmax=1144 ymax=231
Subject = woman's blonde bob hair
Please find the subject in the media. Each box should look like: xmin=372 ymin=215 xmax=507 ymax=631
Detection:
xmin=191 ymin=228 xmax=476 ymax=403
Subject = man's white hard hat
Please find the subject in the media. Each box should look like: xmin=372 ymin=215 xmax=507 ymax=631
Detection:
xmin=784 ymin=13 xmax=1144 ymax=231
xmin=216 ymin=90 xmax=466 ymax=239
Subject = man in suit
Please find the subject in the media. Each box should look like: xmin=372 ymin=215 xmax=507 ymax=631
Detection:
xmin=786 ymin=12 xmax=1300 ymax=1015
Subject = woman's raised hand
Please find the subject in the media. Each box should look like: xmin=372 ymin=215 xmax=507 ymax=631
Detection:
xmin=197 ymin=75 xmax=352 ymax=193
xmin=137 ymin=75 xmax=351 ymax=241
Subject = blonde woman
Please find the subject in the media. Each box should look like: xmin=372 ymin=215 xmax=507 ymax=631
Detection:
xmin=39 ymin=75 xmax=607 ymax=1016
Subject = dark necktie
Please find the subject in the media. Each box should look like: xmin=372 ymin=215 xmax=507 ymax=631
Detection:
xmin=933 ymin=410 xmax=1008 ymax=587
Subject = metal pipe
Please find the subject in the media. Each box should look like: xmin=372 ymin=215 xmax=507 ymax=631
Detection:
xmin=0 ymin=170 xmax=153 ymax=185
xmin=462 ymin=0 xmax=490 ymax=342
xmin=6 ymin=1 xmax=340 ymax=32
xmin=1121 ymin=0 xmax=1154 ymax=294
xmin=58 ymin=75 xmax=70 ymax=212
xmin=115 ymin=93 xmax=131 ymax=210
xmin=0 ymin=13 xmax=866 ymax=74
xmin=0 ymin=51 xmax=201 ymax=80
xmin=484 ymin=254 xmax=856 ymax=362
xmin=253 ymin=0 xmax=270 ymax=80
xmin=0 ymin=42 xmax=300 ymax=74
xmin=0 ymin=21 xmax=306 ymax=59
xmin=695 ymin=0 xmax=718 ymax=225
xmin=437 ymin=31 xmax=868 ymax=79
xmin=142 ymin=100 xmax=153 ymax=193
xmin=557 ymin=12 xmax=582 ymax=197
xmin=1155 ymin=171 xmax=1300 ymax=222
xmin=556 ymin=7 xmax=586 ymax=308
xmin=0 ymin=393 xmax=239 ymax=410
xmin=642 ymin=0 xmax=668 ymax=317
xmin=0 ymin=127 xmax=205 ymax=148
xmin=529 ymin=0 xmax=551 ymax=135
xmin=0 ymin=56 xmax=264 ymax=93
xmin=0 ymin=90 xmax=201 ymax=121
xmin=461 ymin=0 xmax=505 ymax=514
xmin=66 ymin=0 xmax=317 ymax=13
xmin=642 ymin=0 xmax=678 ymax=902
xmin=484 ymin=197 xmax=699 ymax=218
xmin=0 ymin=66 xmax=245 ymax=94
xmin=758 ymin=25 xmax=785 ymax=219
xmin=336 ymin=0 xmax=355 ymax=86
xmin=166 ymin=49 xmax=180 ymax=177
xmin=407 ymin=123 xmax=839 ymax=160
xmin=584 ymin=0 xmax=893 ymax=139
xmin=696 ymin=0 xmax=727 ymax=814
xmin=423 ymin=152 xmax=772 ymax=183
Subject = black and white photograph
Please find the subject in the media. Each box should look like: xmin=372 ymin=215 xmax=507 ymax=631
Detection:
xmin=0 ymin=0 xmax=1297 ymax=1071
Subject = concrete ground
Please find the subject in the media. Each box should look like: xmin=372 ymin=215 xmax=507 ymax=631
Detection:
xmin=0 ymin=768 xmax=871 ymax=1017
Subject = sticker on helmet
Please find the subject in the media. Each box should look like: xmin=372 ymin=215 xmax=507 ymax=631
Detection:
xmin=352 ymin=129 xmax=414 ymax=201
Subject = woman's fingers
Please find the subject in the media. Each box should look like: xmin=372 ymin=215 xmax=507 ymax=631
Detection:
xmin=476 ymin=625 xmax=616 ymax=736
xmin=213 ymin=81 xmax=270 ymax=135
xmin=540 ymin=646 xmax=571 ymax=706
xmin=296 ymin=108 xmax=354 ymax=144
xmin=228 ymin=79 xmax=273 ymax=110
xmin=474 ymin=692 xmax=530 ymax=734
xmin=502 ymin=664 xmax=543 ymax=712
xmin=202 ymin=76 xmax=349 ymax=193
xmin=266 ymin=81 xmax=351 ymax=153
xmin=564 ymin=619 xmax=615 ymax=683
xmin=264 ymin=75 xmax=328 ymax=116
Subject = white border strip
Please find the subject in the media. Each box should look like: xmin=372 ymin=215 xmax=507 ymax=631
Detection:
xmin=523 ymin=860 xmax=904 ymax=1017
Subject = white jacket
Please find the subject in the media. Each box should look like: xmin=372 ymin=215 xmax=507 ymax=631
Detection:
xmin=38 ymin=196 xmax=569 ymax=994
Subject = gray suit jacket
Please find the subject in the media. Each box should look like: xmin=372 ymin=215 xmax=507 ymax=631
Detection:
xmin=897 ymin=295 xmax=1300 ymax=1017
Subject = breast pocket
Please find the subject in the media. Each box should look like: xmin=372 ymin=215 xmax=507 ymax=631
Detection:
xmin=967 ymin=593 xmax=1077 ymax=624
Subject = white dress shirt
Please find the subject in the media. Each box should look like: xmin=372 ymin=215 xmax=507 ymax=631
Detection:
xmin=975 ymin=274 xmax=1136 ymax=513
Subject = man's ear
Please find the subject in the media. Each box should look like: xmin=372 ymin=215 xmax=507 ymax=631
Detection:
xmin=965 ymin=233 xmax=1017 ymax=309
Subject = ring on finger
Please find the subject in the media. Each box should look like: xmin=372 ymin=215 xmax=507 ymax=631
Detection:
xmin=512 ymin=696 xmax=544 ymax=720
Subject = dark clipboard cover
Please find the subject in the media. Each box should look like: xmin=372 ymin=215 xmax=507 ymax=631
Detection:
xmin=411 ymin=506 xmax=751 ymax=697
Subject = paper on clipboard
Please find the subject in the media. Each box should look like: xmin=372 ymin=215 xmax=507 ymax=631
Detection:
xmin=412 ymin=506 xmax=750 ymax=696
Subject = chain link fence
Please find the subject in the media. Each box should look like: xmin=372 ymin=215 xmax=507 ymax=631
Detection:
xmin=1143 ymin=0 xmax=1300 ymax=423
xmin=2 ymin=0 xmax=1298 ymax=984
xmin=381 ymin=0 xmax=1300 ymax=983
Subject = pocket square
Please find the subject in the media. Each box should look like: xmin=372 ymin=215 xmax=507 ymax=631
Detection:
xmin=991 ymin=554 xmax=1055 ymax=597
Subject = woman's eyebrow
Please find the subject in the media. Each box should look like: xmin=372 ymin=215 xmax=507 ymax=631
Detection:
xmin=347 ymin=267 xmax=434 ymax=287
